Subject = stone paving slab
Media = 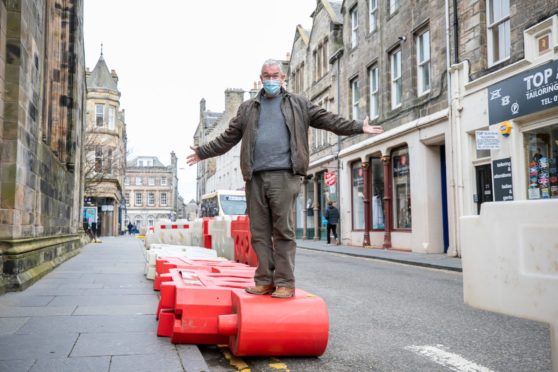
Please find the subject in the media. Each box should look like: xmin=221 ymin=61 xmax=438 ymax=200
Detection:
xmin=0 ymin=294 xmax=54 ymax=307
xmin=48 ymin=294 xmax=158 ymax=307
xmin=73 ymin=304 xmax=156 ymax=316
xmin=0 ymin=359 xmax=35 ymax=372
xmin=0 ymin=305 xmax=76 ymax=317
xmin=0 ymin=333 xmax=78 ymax=360
xmin=29 ymin=356 xmax=110 ymax=372
xmin=70 ymin=332 xmax=176 ymax=357
xmin=17 ymin=315 xmax=156 ymax=335
xmin=0 ymin=318 xmax=28 ymax=336
xmin=110 ymin=353 xmax=184 ymax=372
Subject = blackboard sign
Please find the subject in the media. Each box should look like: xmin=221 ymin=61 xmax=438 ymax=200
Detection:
xmin=492 ymin=158 xmax=513 ymax=201
xmin=488 ymin=60 xmax=558 ymax=125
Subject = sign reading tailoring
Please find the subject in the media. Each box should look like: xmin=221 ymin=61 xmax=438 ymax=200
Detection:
xmin=488 ymin=60 xmax=558 ymax=125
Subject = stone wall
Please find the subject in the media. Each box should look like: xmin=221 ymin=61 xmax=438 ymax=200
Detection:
xmin=0 ymin=0 xmax=86 ymax=293
xmin=456 ymin=0 xmax=558 ymax=80
xmin=340 ymin=0 xmax=449 ymax=136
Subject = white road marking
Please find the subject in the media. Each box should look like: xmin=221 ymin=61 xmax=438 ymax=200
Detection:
xmin=405 ymin=344 xmax=495 ymax=372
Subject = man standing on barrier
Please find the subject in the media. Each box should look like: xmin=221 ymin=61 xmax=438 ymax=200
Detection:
xmin=187 ymin=59 xmax=383 ymax=298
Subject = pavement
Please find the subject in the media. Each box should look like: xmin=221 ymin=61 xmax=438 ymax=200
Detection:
xmin=0 ymin=236 xmax=461 ymax=372
xmin=0 ymin=236 xmax=209 ymax=372
xmin=296 ymin=239 xmax=462 ymax=272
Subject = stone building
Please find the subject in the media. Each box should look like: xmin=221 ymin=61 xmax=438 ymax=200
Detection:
xmin=83 ymin=53 xmax=126 ymax=236
xmin=205 ymin=89 xmax=245 ymax=193
xmin=289 ymin=0 xmax=451 ymax=254
xmin=124 ymin=153 xmax=179 ymax=228
xmin=0 ymin=0 xmax=86 ymax=292
xmin=193 ymin=99 xmax=222 ymax=201
xmin=288 ymin=0 xmax=344 ymax=240
xmin=447 ymin=1 xmax=558 ymax=256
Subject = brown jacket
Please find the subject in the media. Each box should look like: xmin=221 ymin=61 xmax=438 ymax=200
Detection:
xmin=196 ymin=90 xmax=363 ymax=181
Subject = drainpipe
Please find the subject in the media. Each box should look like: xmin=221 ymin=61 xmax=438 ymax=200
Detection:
xmin=445 ymin=0 xmax=461 ymax=257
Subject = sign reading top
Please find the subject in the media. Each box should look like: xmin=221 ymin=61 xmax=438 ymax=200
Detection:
xmin=488 ymin=60 xmax=558 ymax=125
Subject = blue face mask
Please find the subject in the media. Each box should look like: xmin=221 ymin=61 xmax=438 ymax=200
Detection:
xmin=263 ymin=79 xmax=281 ymax=96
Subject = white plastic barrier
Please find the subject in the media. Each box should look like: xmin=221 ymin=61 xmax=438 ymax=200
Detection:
xmin=461 ymin=199 xmax=558 ymax=371
xmin=208 ymin=216 xmax=235 ymax=260
xmin=190 ymin=219 xmax=204 ymax=247
xmin=145 ymin=220 xmax=192 ymax=249
xmin=144 ymin=244 xmax=219 ymax=280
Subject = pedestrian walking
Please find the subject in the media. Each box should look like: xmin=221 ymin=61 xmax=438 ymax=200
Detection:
xmin=324 ymin=201 xmax=340 ymax=245
xmin=187 ymin=59 xmax=383 ymax=298
xmin=127 ymin=222 xmax=133 ymax=235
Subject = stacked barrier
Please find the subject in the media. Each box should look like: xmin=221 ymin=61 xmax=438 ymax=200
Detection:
xmin=144 ymin=244 xmax=219 ymax=280
xmin=208 ymin=216 xmax=235 ymax=260
xmin=230 ymin=216 xmax=258 ymax=267
xmin=154 ymin=257 xmax=329 ymax=357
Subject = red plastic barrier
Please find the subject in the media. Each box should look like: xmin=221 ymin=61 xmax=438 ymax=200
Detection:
xmin=231 ymin=216 xmax=258 ymax=267
xmin=202 ymin=218 xmax=212 ymax=248
xmin=156 ymin=266 xmax=329 ymax=356
xmin=220 ymin=289 xmax=329 ymax=356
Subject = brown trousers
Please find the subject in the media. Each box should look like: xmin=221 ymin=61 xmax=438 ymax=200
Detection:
xmin=245 ymin=171 xmax=301 ymax=288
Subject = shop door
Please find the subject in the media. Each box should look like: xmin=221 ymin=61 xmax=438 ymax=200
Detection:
xmin=475 ymin=164 xmax=493 ymax=214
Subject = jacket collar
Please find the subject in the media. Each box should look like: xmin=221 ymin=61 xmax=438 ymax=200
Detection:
xmin=254 ymin=87 xmax=290 ymax=104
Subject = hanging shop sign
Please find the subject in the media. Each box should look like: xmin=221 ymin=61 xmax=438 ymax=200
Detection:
xmin=324 ymin=172 xmax=337 ymax=186
xmin=488 ymin=59 xmax=558 ymax=125
xmin=492 ymin=157 xmax=514 ymax=202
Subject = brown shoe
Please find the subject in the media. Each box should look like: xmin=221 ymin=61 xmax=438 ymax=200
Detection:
xmin=271 ymin=287 xmax=295 ymax=299
xmin=245 ymin=284 xmax=274 ymax=295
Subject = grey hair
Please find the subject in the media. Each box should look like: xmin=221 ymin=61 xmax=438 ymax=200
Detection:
xmin=261 ymin=59 xmax=284 ymax=74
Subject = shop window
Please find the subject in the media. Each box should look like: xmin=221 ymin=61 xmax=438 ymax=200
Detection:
xmin=524 ymin=124 xmax=558 ymax=199
xmin=370 ymin=157 xmax=385 ymax=229
xmin=392 ymin=147 xmax=412 ymax=229
xmin=352 ymin=161 xmax=365 ymax=230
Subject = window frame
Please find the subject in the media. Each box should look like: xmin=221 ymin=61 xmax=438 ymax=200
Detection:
xmin=160 ymin=192 xmax=168 ymax=206
xmin=107 ymin=106 xmax=115 ymax=130
xmin=389 ymin=0 xmax=400 ymax=15
xmin=368 ymin=0 xmax=378 ymax=33
xmin=351 ymin=6 xmax=359 ymax=49
xmin=368 ymin=65 xmax=379 ymax=119
xmin=147 ymin=192 xmax=155 ymax=206
xmin=161 ymin=176 xmax=167 ymax=186
xmin=95 ymin=104 xmax=104 ymax=127
xmin=416 ymin=29 xmax=431 ymax=96
xmin=390 ymin=49 xmax=402 ymax=109
xmin=351 ymin=77 xmax=360 ymax=120
xmin=135 ymin=177 xmax=142 ymax=186
xmin=487 ymin=0 xmax=511 ymax=66
xmin=135 ymin=192 xmax=143 ymax=206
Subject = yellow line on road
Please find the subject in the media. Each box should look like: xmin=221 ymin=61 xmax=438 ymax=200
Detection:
xmin=220 ymin=347 xmax=251 ymax=371
xmin=269 ymin=358 xmax=290 ymax=371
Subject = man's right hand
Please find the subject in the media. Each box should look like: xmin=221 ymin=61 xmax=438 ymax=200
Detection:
xmin=186 ymin=146 xmax=201 ymax=166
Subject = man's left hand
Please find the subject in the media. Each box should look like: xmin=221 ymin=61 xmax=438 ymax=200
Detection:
xmin=362 ymin=116 xmax=384 ymax=135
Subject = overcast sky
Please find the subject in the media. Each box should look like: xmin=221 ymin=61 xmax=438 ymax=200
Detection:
xmin=83 ymin=0 xmax=317 ymax=202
